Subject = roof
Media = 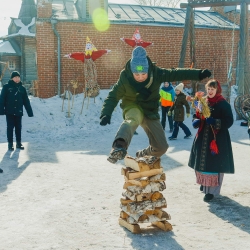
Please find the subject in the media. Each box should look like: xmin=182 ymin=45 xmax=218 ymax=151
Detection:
xmin=0 ymin=17 xmax=36 ymax=40
xmin=108 ymin=4 xmax=238 ymax=29
xmin=0 ymin=40 xmax=21 ymax=56
xmin=50 ymin=1 xmax=238 ymax=29
xmin=18 ymin=0 xmax=37 ymax=25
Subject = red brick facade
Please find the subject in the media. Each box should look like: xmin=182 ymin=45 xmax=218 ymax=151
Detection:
xmin=36 ymin=1 xmax=239 ymax=98
xmin=37 ymin=0 xmax=52 ymax=18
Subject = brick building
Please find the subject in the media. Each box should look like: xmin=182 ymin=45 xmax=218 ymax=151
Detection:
xmin=0 ymin=0 xmax=240 ymax=98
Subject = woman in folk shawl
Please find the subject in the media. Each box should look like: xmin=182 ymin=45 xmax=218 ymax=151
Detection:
xmin=188 ymin=79 xmax=234 ymax=202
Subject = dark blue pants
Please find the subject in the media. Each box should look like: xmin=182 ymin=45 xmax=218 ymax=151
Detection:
xmin=161 ymin=106 xmax=173 ymax=130
xmin=172 ymin=121 xmax=191 ymax=138
xmin=6 ymin=115 xmax=22 ymax=143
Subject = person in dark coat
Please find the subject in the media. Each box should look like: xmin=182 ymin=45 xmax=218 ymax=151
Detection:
xmin=188 ymin=79 xmax=234 ymax=202
xmin=0 ymin=71 xmax=33 ymax=151
xmin=99 ymin=46 xmax=211 ymax=163
xmin=168 ymin=83 xmax=192 ymax=140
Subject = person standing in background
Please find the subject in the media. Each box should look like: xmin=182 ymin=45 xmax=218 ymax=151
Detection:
xmin=188 ymin=79 xmax=234 ymax=202
xmin=0 ymin=71 xmax=33 ymax=151
xmin=159 ymin=82 xmax=175 ymax=132
xmin=168 ymin=83 xmax=192 ymax=140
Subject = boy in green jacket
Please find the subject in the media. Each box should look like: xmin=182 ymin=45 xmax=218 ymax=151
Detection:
xmin=100 ymin=46 xmax=211 ymax=163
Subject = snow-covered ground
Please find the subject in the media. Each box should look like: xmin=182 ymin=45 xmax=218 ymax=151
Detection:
xmin=0 ymin=88 xmax=250 ymax=250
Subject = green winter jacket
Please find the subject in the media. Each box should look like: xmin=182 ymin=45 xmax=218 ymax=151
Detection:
xmin=101 ymin=57 xmax=201 ymax=120
xmin=169 ymin=92 xmax=190 ymax=122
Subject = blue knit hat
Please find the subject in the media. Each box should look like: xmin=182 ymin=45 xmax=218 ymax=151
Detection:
xmin=130 ymin=46 xmax=149 ymax=73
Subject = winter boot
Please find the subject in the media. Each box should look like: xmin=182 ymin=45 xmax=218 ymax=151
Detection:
xmin=0 ymin=168 xmax=3 ymax=173
xmin=203 ymin=193 xmax=214 ymax=202
xmin=168 ymin=136 xmax=177 ymax=140
xmin=16 ymin=142 xmax=24 ymax=150
xmin=107 ymin=139 xmax=127 ymax=164
xmin=8 ymin=143 xmax=14 ymax=151
xmin=136 ymin=148 xmax=148 ymax=158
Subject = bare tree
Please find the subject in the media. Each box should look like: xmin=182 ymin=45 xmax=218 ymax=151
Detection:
xmin=134 ymin=0 xmax=182 ymax=8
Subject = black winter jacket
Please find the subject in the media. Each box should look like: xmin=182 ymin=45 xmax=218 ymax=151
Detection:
xmin=0 ymin=80 xmax=33 ymax=117
xmin=188 ymin=99 xmax=234 ymax=173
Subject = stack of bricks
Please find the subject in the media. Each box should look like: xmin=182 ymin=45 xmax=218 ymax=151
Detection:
xmin=119 ymin=155 xmax=172 ymax=234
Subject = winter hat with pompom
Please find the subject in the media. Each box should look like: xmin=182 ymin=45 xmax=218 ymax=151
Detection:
xmin=130 ymin=46 xmax=149 ymax=73
xmin=175 ymin=82 xmax=184 ymax=92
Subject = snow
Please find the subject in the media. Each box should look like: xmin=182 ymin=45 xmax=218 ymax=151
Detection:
xmin=0 ymin=41 xmax=16 ymax=54
xmin=0 ymin=88 xmax=250 ymax=250
xmin=0 ymin=18 xmax=35 ymax=40
xmin=14 ymin=17 xmax=36 ymax=37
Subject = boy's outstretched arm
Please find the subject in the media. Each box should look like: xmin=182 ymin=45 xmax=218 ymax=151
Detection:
xmin=158 ymin=68 xmax=211 ymax=83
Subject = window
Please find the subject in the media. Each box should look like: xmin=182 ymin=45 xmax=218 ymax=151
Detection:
xmin=8 ymin=61 xmax=15 ymax=70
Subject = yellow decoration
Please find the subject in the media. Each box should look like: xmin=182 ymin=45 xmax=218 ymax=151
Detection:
xmin=92 ymin=8 xmax=110 ymax=32
xmin=85 ymin=36 xmax=97 ymax=56
xmin=188 ymin=91 xmax=211 ymax=118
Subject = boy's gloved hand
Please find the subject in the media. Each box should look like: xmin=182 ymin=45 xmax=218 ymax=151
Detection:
xmin=192 ymin=119 xmax=200 ymax=128
xmin=199 ymin=69 xmax=211 ymax=80
xmin=186 ymin=113 xmax=190 ymax=118
xmin=168 ymin=111 xmax=172 ymax=116
xmin=100 ymin=115 xmax=111 ymax=126
xmin=206 ymin=117 xmax=216 ymax=125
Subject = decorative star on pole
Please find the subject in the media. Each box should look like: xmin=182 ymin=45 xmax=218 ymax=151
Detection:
xmin=120 ymin=28 xmax=153 ymax=48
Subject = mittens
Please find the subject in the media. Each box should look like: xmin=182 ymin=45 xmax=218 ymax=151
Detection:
xmin=100 ymin=115 xmax=111 ymax=126
xmin=168 ymin=111 xmax=172 ymax=116
xmin=206 ymin=117 xmax=216 ymax=125
xmin=192 ymin=119 xmax=200 ymax=128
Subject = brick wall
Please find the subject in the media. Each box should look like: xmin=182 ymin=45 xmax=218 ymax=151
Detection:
xmin=35 ymin=3 xmax=239 ymax=98
xmin=37 ymin=0 xmax=52 ymax=19
xmin=36 ymin=21 xmax=57 ymax=97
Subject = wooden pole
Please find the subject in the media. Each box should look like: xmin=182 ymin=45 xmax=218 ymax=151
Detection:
xmin=67 ymin=84 xmax=71 ymax=118
xmin=61 ymin=86 xmax=66 ymax=112
xmin=80 ymin=87 xmax=86 ymax=115
xmin=180 ymin=0 xmax=250 ymax=8
xmin=178 ymin=5 xmax=192 ymax=68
